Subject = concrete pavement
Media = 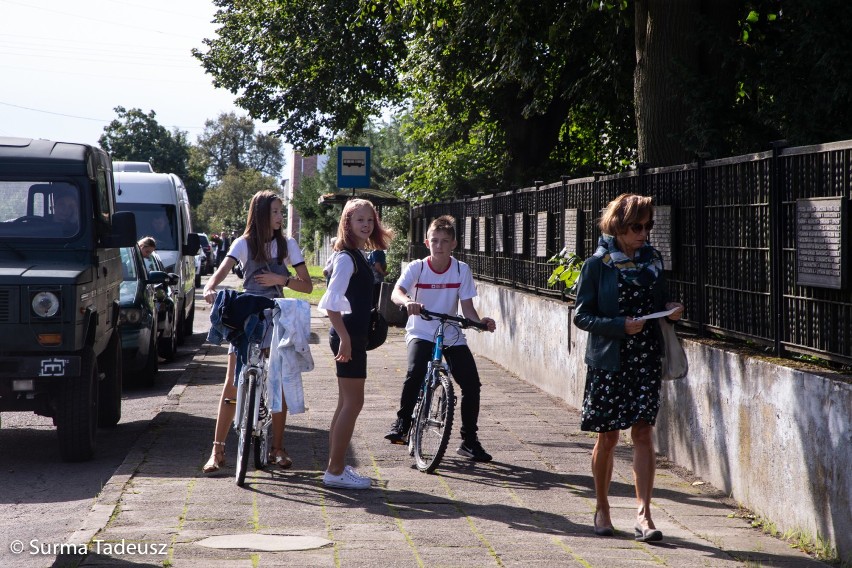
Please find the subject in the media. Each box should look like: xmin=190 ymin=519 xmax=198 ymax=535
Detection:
xmin=63 ymin=277 xmax=828 ymax=567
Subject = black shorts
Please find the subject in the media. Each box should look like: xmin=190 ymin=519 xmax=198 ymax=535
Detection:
xmin=329 ymin=333 xmax=368 ymax=379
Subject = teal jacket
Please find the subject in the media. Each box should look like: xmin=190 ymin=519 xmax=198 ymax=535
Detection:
xmin=572 ymin=253 xmax=669 ymax=372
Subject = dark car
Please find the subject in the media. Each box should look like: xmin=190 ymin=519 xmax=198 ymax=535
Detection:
xmin=119 ymin=246 xmax=168 ymax=387
xmin=0 ymin=138 xmax=137 ymax=461
xmin=143 ymin=251 xmax=180 ymax=361
xmin=198 ymin=233 xmax=213 ymax=275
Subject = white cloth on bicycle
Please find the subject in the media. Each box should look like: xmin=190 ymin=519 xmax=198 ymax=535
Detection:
xmin=268 ymin=298 xmax=313 ymax=414
xmin=396 ymin=257 xmax=477 ymax=345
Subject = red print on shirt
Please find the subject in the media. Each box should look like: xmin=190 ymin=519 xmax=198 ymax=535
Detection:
xmin=415 ymin=283 xmax=461 ymax=289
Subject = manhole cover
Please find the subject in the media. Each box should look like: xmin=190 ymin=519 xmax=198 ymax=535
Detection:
xmin=196 ymin=534 xmax=332 ymax=552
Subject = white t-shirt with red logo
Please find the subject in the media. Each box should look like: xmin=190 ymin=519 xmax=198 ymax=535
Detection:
xmin=396 ymin=256 xmax=477 ymax=345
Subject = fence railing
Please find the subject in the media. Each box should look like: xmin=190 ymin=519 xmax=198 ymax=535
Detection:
xmin=409 ymin=139 xmax=852 ymax=365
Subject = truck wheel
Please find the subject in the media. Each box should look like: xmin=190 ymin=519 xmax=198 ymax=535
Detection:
xmin=183 ymin=295 xmax=195 ymax=337
xmin=97 ymin=331 xmax=123 ymax=427
xmin=176 ymin=300 xmax=186 ymax=347
xmin=136 ymin=328 xmax=159 ymax=388
xmin=56 ymin=347 xmax=98 ymax=462
xmin=158 ymin=314 xmax=177 ymax=361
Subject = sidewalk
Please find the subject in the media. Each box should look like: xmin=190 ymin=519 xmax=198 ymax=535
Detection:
xmin=71 ymin=283 xmax=828 ymax=567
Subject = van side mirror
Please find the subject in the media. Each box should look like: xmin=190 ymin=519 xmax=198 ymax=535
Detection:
xmin=183 ymin=232 xmax=200 ymax=255
xmin=101 ymin=211 xmax=137 ymax=248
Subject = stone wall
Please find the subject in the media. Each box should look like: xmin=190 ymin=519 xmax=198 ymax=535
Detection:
xmin=465 ymin=280 xmax=852 ymax=561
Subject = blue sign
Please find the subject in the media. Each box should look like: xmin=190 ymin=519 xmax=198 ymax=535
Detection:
xmin=337 ymin=146 xmax=371 ymax=189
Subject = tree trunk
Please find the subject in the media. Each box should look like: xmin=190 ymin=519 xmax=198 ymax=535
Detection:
xmin=634 ymin=0 xmax=700 ymax=166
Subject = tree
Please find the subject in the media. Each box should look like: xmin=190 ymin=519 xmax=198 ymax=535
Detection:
xmin=99 ymin=106 xmax=208 ymax=206
xmin=194 ymin=0 xmax=634 ymax=195
xmin=195 ymin=168 xmax=282 ymax=234
xmin=195 ymin=112 xmax=286 ymax=181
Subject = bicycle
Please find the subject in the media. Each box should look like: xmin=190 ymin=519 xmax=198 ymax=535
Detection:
xmin=407 ymin=308 xmax=488 ymax=473
xmin=232 ymin=307 xmax=275 ymax=487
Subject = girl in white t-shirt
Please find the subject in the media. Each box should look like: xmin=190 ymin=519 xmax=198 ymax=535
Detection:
xmin=201 ymin=190 xmax=313 ymax=474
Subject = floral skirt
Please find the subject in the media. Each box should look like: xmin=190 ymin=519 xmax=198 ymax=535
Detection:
xmin=580 ymin=334 xmax=662 ymax=433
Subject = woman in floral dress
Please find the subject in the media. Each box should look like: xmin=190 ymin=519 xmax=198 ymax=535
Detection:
xmin=573 ymin=193 xmax=684 ymax=542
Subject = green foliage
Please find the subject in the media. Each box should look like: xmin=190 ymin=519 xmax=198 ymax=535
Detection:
xmin=195 ymin=112 xmax=285 ymax=180
xmin=195 ymin=168 xmax=281 ymax=234
xmin=99 ymin=106 xmax=208 ymax=207
xmin=546 ymin=247 xmax=584 ymax=295
xmin=194 ymin=0 xmax=636 ymax=196
xmin=290 ymin=171 xmax=343 ymax=256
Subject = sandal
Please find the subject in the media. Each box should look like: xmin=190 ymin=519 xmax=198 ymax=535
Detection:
xmin=202 ymin=441 xmax=226 ymax=473
xmin=268 ymin=447 xmax=292 ymax=469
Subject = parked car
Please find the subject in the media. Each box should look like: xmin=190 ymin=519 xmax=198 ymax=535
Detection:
xmin=114 ymin=171 xmax=200 ymax=348
xmin=144 ymin=251 xmax=180 ymax=361
xmin=119 ymin=246 xmax=168 ymax=387
xmin=197 ymin=232 xmax=213 ymax=275
xmin=0 ymin=138 xmax=136 ymax=462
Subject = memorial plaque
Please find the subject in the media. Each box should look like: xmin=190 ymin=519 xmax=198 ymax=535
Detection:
xmin=537 ymin=212 xmax=549 ymax=257
xmin=464 ymin=216 xmax=473 ymax=250
xmin=495 ymin=214 xmax=504 ymax=253
xmin=514 ymin=212 xmax=525 ymax=254
xmin=653 ymin=206 xmax=674 ymax=270
xmin=563 ymin=208 xmax=581 ymax=257
xmin=796 ymin=197 xmax=845 ymax=289
xmin=478 ymin=217 xmax=489 ymax=252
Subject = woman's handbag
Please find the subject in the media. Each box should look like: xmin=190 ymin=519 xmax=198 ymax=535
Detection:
xmin=366 ymin=307 xmax=388 ymax=351
xmin=658 ymin=319 xmax=688 ymax=380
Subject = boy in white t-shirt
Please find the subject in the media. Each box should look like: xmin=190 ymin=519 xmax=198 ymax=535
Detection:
xmin=387 ymin=215 xmax=497 ymax=461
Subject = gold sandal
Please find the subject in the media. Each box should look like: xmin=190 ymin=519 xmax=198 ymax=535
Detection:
xmin=202 ymin=441 xmax=226 ymax=473
xmin=268 ymin=447 xmax=292 ymax=469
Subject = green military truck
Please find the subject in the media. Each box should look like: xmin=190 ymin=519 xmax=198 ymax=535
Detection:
xmin=0 ymin=137 xmax=137 ymax=461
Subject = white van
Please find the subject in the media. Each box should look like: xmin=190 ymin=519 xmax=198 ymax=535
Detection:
xmin=114 ymin=171 xmax=200 ymax=342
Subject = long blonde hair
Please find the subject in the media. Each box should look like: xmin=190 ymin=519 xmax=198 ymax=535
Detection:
xmin=333 ymin=198 xmax=393 ymax=251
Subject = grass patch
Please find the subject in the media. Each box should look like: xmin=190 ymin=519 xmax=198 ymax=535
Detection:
xmin=285 ymin=264 xmax=327 ymax=305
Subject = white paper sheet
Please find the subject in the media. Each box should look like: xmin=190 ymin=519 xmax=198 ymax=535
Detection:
xmin=635 ymin=307 xmax=678 ymax=321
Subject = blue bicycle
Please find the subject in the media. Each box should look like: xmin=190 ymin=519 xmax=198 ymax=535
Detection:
xmin=408 ymin=309 xmax=487 ymax=473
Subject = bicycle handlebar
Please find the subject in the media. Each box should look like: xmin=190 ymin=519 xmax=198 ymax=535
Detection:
xmin=418 ymin=308 xmax=489 ymax=331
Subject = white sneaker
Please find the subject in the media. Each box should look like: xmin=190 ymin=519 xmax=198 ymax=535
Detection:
xmin=344 ymin=465 xmax=369 ymax=481
xmin=323 ymin=468 xmax=371 ymax=489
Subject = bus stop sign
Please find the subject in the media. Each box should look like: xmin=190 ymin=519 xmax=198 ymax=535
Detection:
xmin=337 ymin=146 xmax=371 ymax=189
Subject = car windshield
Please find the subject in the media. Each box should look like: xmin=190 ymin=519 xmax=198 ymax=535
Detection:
xmin=116 ymin=203 xmax=178 ymax=250
xmin=0 ymin=181 xmax=81 ymax=239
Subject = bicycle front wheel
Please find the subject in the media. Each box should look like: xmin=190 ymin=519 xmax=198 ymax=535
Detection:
xmin=413 ymin=370 xmax=455 ymax=473
xmin=235 ymin=372 xmax=257 ymax=487
xmin=254 ymin=381 xmax=271 ymax=470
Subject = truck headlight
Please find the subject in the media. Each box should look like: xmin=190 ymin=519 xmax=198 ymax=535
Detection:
xmin=31 ymin=291 xmax=60 ymax=318
xmin=119 ymin=308 xmax=142 ymax=324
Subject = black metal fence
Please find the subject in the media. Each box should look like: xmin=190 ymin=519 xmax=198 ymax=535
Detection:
xmin=409 ymin=139 xmax=852 ymax=365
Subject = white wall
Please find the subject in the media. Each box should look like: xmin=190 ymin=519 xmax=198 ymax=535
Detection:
xmin=465 ymin=281 xmax=852 ymax=561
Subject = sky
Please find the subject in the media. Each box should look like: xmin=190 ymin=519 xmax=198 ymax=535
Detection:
xmin=0 ymin=0 xmax=273 ymax=147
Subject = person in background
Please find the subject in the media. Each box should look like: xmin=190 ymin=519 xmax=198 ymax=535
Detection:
xmin=52 ymin=187 xmax=79 ymax=231
xmin=317 ymin=199 xmax=393 ymax=489
xmin=201 ymin=190 xmax=313 ymax=474
xmin=138 ymin=236 xmax=156 ymax=259
xmin=572 ymin=193 xmax=684 ymax=541
xmin=367 ymin=248 xmax=388 ymax=308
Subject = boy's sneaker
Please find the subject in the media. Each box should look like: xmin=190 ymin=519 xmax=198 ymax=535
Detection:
xmin=457 ymin=439 xmax=492 ymax=462
xmin=323 ymin=467 xmax=372 ymax=489
xmin=384 ymin=418 xmax=410 ymax=445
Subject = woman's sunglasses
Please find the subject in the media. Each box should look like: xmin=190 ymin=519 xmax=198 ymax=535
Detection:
xmin=628 ymin=220 xmax=655 ymax=234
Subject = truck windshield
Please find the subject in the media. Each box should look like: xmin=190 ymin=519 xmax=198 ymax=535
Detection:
xmin=116 ymin=203 xmax=178 ymax=250
xmin=0 ymin=181 xmax=81 ymax=238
